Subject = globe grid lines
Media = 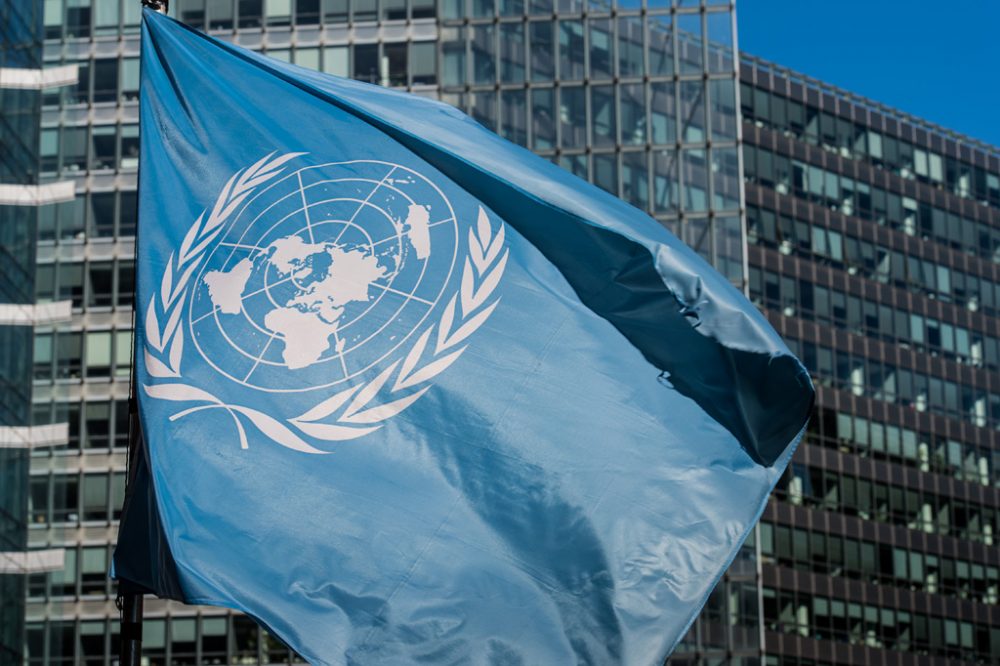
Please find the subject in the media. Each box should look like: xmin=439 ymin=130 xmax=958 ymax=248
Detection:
xmin=221 ymin=179 xmax=419 ymax=341
xmin=224 ymin=192 xmax=405 ymax=343
xmin=204 ymin=192 xmax=409 ymax=368
xmin=333 ymin=165 xmax=398 ymax=247
xmin=218 ymin=171 xmax=421 ymax=270
xmin=188 ymin=159 xmax=460 ymax=393
xmin=201 ymin=202 xmax=417 ymax=371
xmin=202 ymin=223 xmax=409 ymax=378
xmin=216 ymin=216 xmax=454 ymax=253
xmin=297 ymin=170 xmax=316 ymax=243
xmin=223 ymin=215 xmax=434 ymax=384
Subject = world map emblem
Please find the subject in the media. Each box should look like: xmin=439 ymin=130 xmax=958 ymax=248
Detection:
xmin=142 ymin=153 xmax=508 ymax=454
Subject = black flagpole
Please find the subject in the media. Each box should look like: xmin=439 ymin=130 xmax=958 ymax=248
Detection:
xmin=117 ymin=2 xmax=168 ymax=665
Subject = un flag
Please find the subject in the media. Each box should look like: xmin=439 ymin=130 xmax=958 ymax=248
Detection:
xmin=114 ymin=9 xmax=813 ymax=665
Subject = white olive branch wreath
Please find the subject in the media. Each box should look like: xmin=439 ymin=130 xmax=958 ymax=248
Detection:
xmin=142 ymin=153 xmax=508 ymax=454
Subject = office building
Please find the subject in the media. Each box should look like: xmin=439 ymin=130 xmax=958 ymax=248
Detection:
xmin=742 ymin=55 xmax=1000 ymax=664
xmin=20 ymin=1 xmax=749 ymax=664
xmin=1 ymin=0 xmax=73 ymax=663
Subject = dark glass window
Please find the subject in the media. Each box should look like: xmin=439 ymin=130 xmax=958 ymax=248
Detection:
xmin=89 ymin=192 xmax=116 ymax=237
xmin=411 ymin=0 xmax=435 ymax=18
xmin=86 ymin=262 xmax=113 ymax=308
xmin=119 ymin=191 xmax=137 ymax=237
xmin=66 ymin=1 xmax=93 ymax=39
xmin=52 ymin=475 xmax=79 ymax=523
xmin=352 ymin=44 xmax=378 ymax=83
xmin=239 ymin=0 xmax=262 ymax=27
xmin=384 ymin=42 xmax=407 ymax=87
xmin=91 ymin=126 xmax=116 ymax=170
xmin=92 ymin=59 xmax=118 ymax=103
xmin=296 ymin=0 xmax=320 ymax=23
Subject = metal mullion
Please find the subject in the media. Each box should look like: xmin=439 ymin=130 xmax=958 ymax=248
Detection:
xmin=643 ymin=46 xmax=655 ymax=215
xmin=584 ymin=86 xmax=593 ymax=183
xmin=730 ymin=0 xmax=750 ymax=291
xmin=614 ymin=86 xmax=624 ymax=199
xmin=554 ymin=84 xmax=563 ymax=153
xmin=609 ymin=14 xmax=621 ymax=197
xmin=700 ymin=3 xmax=708 ymax=83
xmin=493 ymin=17 xmax=500 ymax=127
xmin=525 ymin=74 xmax=535 ymax=148
xmin=553 ymin=17 xmax=560 ymax=82
xmin=671 ymin=13 xmax=684 ymax=220
xmin=699 ymin=6 xmax=715 ymax=253
xmin=463 ymin=23 xmax=472 ymax=90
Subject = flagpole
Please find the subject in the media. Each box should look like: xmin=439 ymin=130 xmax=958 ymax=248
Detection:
xmin=117 ymin=395 xmax=144 ymax=666
xmin=117 ymin=4 xmax=167 ymax=666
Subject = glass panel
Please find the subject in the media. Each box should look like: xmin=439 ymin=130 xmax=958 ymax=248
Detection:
xmin=91 ymin=126 xmax=116 ymax=170
xmin=559 ymin=20 xmax=585 ymax=81
xmin=677 ymin=13 xmax=702 ymax=74
xmin=530 ymin=21 xmax=554 ymax=82
xmin=705 ymin=9 xmax=733 ymax=73
xmin=120 ymin=58 xmax=139 ymax=102
xmin=647 ymin=14 xmax=673 ymax=76
xmin=531 ymin=88 xmax=556 ymax=150
xmin=86 ymin=262 xmax=113 ymax=307
xmin=617 ymin=16 xmax=644 ymax=78
xmin=621 ymin=151 xmax=649 ymax=211
xmin=471 ymin=24 xmax=496 ymax=84
xmin=84 ymin=401 xmax=111 ymax=450
xmin=353 ymin=43 xmax=378 ymax=83
xmin=120 ymin=125 xmax=139 ymax=169
xmin=92 ymin=59 xmax=118 ymax=103
xmin=559 ymin=86 xmax=586 ymax=149
xmin=85 ymin=331 xmax=112 ymax=376
xmin=581 ymin=18 xmax=610 ymax=82
xmin=679 ymin=79 xmax=705 ymax=143
xmin=500 ymin=89 xmax=527 ymax=147
xmin=500 ymin=23 xmax=525 ymax=84
xmin=619 ymin=83 xmax=646 ymax=145
xmin=650 ymin=81 xmax=676 ymax=144
xmin=322 ymin=46 xmax=348 ymax=78
xmin=207 ymin=0 xmax=234 ymax=29
xmin=80 ymin=546 xmax=107 ymax=594
xmin=709 ymin=78 xmax=737 ymax=141
xmin=711 ymin=146 xmax=740 ymax=210
xmin=590 ymin=85 xmax=616 ymax=148
xmin=682 ymin=148 xmax=708 ymax=212
xmin=382 ymin=42 xmax=407 ymax=86
xmin=410 ymin=42 xmax=436 ymax=85
xmin=652 ymin=149 xmax=678 ymax=213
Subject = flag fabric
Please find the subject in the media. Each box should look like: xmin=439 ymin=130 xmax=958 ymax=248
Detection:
xmin=114 ymin=9 xmax=813 ymax=665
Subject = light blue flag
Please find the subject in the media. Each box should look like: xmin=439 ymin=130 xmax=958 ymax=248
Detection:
xmin=114 ymin=9 xmax=813 ymax=665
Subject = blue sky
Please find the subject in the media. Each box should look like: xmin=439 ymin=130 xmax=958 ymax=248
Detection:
xmin=737 ymin=0 xmax=1000 ymax=148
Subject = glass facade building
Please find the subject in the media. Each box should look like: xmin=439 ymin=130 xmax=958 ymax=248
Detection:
xmin=22 ymin=1 xmax=748 ymax=664
xmin=1 ymin=1 xmax=44 ymax=663
xmin=741 ymin=54 xmax=1000 ymax=664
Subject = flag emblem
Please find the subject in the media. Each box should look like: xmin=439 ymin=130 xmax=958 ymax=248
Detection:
xmin=142 ymin=153 xmax=508 ymax=453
